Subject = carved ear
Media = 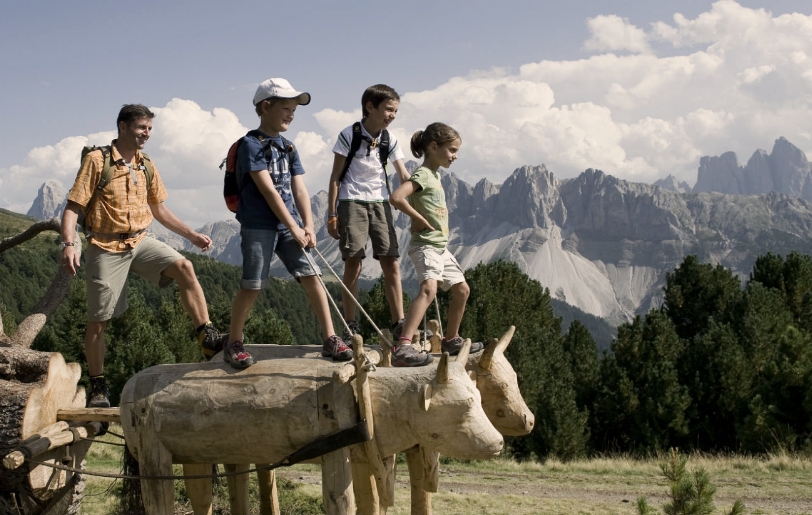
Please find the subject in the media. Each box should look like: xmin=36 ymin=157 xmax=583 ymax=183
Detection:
xmin=420 ymin=384 xmax=432 ymax=411
xmin=456 ymin=339 xmax=471 ymax=364
xmin=467 ymin=370 xmax=477 ymax=385
xmin=436 ymin=352 xmax=450 ymax=384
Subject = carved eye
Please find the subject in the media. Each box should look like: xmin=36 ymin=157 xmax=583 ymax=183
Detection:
xmin=497 ymin=409 xmax=506 ymax=418
xmin=431 ymin=433 xmax=439 ymax=439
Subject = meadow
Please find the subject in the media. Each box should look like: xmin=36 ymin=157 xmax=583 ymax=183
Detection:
xmin=79 ymin=426 xmax=812 ymax=515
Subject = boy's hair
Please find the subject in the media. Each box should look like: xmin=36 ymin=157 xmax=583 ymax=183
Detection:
xmin=117 ymin=104 xmax=154 ymax=132
xmin=410 ymin=122 xmax=461 ymax=159
xmin=255 ymin=97 xmax=285 ymax=117
xmin=361 ymin=84 xmax=400 ymax=118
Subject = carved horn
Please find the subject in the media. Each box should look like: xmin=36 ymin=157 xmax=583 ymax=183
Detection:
xmin=436 ymin=352 xmax=450 ymax=384
xmin=480 ymin=326 xmax=515 ymax=370
xmin=456 ymin=339 xmax=472 ymax=364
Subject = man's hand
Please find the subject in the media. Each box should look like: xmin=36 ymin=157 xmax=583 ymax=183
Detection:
xmin=62 ymin=246 xmax=80 ymax=275
xmin=189 ymin=232 xmax=213 ymax=252
xmin=327 ymin=216 xmax=340 ymax=240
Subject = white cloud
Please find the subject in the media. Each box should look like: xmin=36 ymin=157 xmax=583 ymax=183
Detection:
xmin=584 ymin=14 xmax=652 ymax=54
xmin=4 ymin=1 xmax=812 ymax=227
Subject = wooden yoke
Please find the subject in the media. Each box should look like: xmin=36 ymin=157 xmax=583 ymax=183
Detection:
xmin=351 ymin=334 xmax=391 ymax=513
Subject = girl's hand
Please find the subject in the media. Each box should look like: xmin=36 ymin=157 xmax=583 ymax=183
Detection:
xmin=412 ymin=217 xmax=435 ymax=233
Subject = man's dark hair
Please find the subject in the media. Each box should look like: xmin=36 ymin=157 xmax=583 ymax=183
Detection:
xmin=117 ymin=104 xmax=155 ymax=131
xmin=361 ymin=85 xmax=399 ymax=118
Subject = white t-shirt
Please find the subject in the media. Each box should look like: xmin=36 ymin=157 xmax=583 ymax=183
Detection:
xmin=332 ymin=122 xmax=405 ymax=202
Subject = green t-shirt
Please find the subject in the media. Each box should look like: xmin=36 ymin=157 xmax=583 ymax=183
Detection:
xmin=408 ymin=166 xmax=448 ymax=248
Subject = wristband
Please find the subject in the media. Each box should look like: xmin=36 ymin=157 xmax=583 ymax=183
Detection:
xmin=328 ymin=215 xmax=337 ymax=220
xmin=60 ymin=241 xmax=75 ymax=249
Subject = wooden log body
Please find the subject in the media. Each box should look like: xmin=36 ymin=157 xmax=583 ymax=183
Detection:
xmin=121 ymin=351 xmax=502 ymax=515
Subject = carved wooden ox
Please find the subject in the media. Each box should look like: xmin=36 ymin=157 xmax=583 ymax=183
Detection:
xmin=402 ymin=326 xmax=534 ymax=515
xmin=120 ymin=347 xmax=502 ymax=515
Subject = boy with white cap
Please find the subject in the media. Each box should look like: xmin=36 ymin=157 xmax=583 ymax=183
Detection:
xmin=223 ymin=78 xmax=350 ymax=368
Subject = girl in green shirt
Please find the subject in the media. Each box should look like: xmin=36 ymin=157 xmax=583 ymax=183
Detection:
xmin=389 ymin=123 xmax=484 ymax=366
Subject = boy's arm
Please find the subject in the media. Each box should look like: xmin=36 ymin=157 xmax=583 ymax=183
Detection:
xmin=389 ymin=181 xmax=435 ymax=233
xmin=291 ymin=174 xmax=316 ymax=247
xmin=391 ymin=159 xmax=411 ymax=187
xmin=326 ymin=153 xmax=345 ymax=239
xmin=149 ymin=202 xmax=213 ymax=251
xmin=251 ymin=169 xmax=308 ymax=248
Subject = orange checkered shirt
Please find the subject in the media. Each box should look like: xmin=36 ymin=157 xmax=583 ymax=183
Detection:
xmin=67 ymin=141 xmax=168 ymax=252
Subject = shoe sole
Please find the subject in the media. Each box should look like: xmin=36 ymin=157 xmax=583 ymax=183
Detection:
xmin=392 ymin=354 xmax=434 ymax=367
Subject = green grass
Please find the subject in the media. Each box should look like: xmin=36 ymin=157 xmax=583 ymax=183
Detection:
xmin=79 ymin=434 xmax=812 ymax=515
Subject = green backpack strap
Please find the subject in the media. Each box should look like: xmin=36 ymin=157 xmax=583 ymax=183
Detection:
xmin=139 ymin=152 xmax=154 ymax=191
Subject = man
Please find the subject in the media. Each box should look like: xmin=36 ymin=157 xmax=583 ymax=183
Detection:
xmin=60 ymin=104 xmax=223 ymax=408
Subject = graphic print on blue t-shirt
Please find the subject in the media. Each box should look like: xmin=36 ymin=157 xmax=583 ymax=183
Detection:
xmin=236 ymin=131 xmax=305 ymax=230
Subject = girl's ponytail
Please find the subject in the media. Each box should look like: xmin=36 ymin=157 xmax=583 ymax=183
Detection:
xmin=411 ymin=130 xmax=426 ymax=158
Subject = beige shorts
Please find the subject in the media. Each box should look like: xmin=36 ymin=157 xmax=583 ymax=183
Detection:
xmin=85 ymin=235 xmax=184 ymax=322
xmin=408 ymin=245 xmax=465 ymax=291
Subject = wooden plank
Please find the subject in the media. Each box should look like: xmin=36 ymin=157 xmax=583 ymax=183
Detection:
xmin=57 ymin=407 xmax=121 ymax=422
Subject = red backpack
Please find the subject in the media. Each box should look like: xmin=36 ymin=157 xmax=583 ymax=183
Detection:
xmin=220 ymin=131 xmax=294 ymax=213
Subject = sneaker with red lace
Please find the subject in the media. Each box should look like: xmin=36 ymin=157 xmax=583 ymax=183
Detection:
xmin=224 ymin=340 xmax=254 ymax=369
xmin=391 ymin=338 xmax=434 ymax=367
xmin=323 ymin=335 xmax=353 ymax=361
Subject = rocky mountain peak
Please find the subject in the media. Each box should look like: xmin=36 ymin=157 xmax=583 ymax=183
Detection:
xmin=27 ymin=180 xmax=66 ymax=220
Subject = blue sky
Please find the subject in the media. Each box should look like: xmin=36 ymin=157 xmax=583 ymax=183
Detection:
xmin=2 ymin=0 xmax=811 ymax=227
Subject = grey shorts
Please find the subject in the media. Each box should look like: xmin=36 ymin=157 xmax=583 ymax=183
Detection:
xmin=408 ymin=245 xmax=466 ymax=291
xmin=85 ymin=235 xmax=184 ymax=322
xmin=338 ymin=200 xmax=399 ymax=260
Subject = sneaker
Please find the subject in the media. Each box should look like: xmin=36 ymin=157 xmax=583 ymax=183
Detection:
xmin=441 ymin=335 xmax=484 ymax=356
xmin=323 ymin=335 xmax=353 ymax=361
xmin=198 ymin=322 xmax=225 ymax=360
xmin=342 ymin=320 xmax=361 ymax=345
xmin=391 ymin=340 xmax=434 ymax=367
xmin=87 ymin=376 xmax=110 ymax=408
xmin=223 ymin=340 xmax=254 ymax=369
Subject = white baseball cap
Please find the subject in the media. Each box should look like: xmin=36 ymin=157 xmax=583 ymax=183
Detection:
xmin=253 ymin=78 xmax=311 ymax=106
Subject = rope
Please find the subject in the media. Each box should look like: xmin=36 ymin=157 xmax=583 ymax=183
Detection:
xmin=80 ymin=437 xmax=127 ymax=447
xmin=435 ymin=297 xmax=444 ymax=337
xmin=23 ymin=456 xmax=281 ymax=481
xmin=309 ymin=246 xmax=393 ymax=347
xmin=300 ymin=248 xmax=352 ymax=338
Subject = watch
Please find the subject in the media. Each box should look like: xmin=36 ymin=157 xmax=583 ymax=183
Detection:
xmin=60 ymin=241 xmax=75 ymax=249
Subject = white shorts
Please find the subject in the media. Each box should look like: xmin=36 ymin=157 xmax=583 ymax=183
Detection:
xmin=408 ymin=245 xmax=465 ymax=291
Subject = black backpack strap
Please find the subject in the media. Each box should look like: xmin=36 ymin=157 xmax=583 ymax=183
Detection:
xmin=379 ymin=129 xmax=392 ymax=196
xmin=338 ymin=122 xmax=365 ymax=184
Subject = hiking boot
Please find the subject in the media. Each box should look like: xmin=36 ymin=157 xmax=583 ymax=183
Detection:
xmin=198 ymin=322 xmax=225 ymax=360
xmin=323 ymin=335 xmax=353 ymax=361
xmin=441 ymin=335 xmax=484 ymax=356
xmin=223 ymin=340 xmax=254 ymax=369
xmin=342 ymin=320 xmax=361 ymax=345
xmin=87 ymin=376 xmax=110 ymax=408
xmin=391 ymin=340 xmax=434 ymax=367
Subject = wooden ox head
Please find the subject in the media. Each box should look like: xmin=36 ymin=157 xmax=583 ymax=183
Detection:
xmin=464 ymin=326 xmax=535 ymax=436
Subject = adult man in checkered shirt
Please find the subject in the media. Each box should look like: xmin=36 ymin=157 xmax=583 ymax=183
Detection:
xmin=60 ymin=104 xmax=224 ymax=410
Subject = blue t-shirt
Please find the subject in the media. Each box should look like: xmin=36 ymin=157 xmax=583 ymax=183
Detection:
xmin=236 ymin=130 xmax=304 ymax=230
